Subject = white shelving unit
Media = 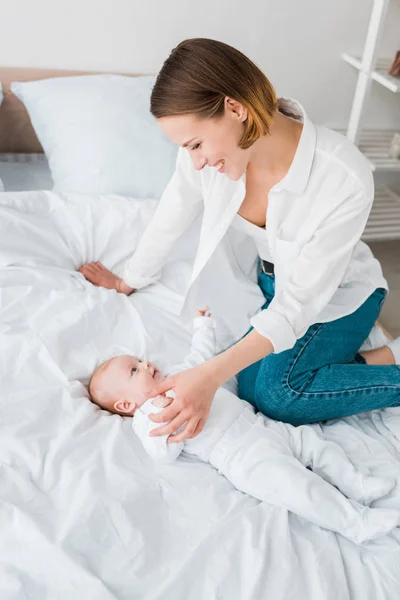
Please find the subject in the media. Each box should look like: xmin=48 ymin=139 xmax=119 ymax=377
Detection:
xmin=342 ymin=0 xmax=400 ymax=241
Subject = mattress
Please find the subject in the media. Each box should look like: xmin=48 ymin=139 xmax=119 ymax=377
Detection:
xmin=1 ymin=189 xmax=400 ymax=599
xmin=0 ymin=152 xmax=53 ymax=191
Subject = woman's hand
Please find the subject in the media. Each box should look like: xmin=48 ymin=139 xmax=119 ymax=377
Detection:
xmin=143 ymin=363 xmax=219 ymax=443
xmin=78 ymin=261 xmax=135 ymax=295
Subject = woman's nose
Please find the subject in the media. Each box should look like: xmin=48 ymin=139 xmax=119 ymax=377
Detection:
xmin=194 ymin=158 xmax=207 ymax=170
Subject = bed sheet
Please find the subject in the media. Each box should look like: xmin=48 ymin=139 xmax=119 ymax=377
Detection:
xmin=1 ymin=190 xmax=400 ymax=600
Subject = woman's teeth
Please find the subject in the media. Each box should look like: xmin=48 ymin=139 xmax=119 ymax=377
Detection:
xmin=215 ymin=159 xmax=225 ymax=171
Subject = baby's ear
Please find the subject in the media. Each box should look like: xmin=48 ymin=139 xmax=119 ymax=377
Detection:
xmin=151 ymin=395 xmax=173 ymax=408
xmin=114 ymin=399 xmax=136 ymax=414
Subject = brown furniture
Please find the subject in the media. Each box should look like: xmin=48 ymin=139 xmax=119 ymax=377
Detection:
xmin=0 ymin=67 xmax=146 ymax=153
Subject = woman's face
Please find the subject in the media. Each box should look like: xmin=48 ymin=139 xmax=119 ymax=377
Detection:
xmin=157 ymin=97 xmax=250 ymax=181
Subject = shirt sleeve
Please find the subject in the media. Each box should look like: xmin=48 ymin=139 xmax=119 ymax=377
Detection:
xmin=131 ymin=317 xmax=217 ymax=463
xmin=131 ymin=396 xmax=184 ymax=464
xmin=121 ymin=147 xmax=204 ymax=289
xmin=168 ymin=316 xmax=217 ymax=375
xmin=250 ymin=181 xmax=374 ymax=354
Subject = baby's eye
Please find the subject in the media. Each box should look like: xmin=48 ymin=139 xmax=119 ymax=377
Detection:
xmin=191 ymin=143 xmax=201 ymax=151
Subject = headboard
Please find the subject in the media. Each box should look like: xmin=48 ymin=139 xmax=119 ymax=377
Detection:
xmin=0 ymin=67 xmax=147 ymax=153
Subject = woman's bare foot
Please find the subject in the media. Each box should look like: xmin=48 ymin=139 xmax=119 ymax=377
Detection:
xmin=360 ymin=346 xmax=396 ymax=365
xmin=78 ymin=262 xmax=135 ymax=295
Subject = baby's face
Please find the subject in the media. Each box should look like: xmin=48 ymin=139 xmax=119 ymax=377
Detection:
xmin=94 ymin=355 xmax=165 ymax=415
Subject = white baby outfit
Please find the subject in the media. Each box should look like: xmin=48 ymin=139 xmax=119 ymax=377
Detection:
xmin=132 ymin=316 xmax=400 ymax=545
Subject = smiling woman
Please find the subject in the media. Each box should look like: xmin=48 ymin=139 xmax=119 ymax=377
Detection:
xmin=80 ymin=37 xmax=400 ymax=443
xmin=150 ymin=37 xmax=280 ymax=181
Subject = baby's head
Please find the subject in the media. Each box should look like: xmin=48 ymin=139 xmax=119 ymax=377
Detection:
xmin=88 ymin=355 xmax=165 ymax=415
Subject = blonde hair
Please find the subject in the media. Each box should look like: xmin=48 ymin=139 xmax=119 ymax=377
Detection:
xmin=150 ymin=37 xmax=279 ymax=150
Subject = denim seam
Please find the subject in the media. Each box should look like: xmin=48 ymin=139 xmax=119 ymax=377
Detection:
xmin=281 ymin=323 xmax=324 ymax=395
xmin=283 ymin=323 xmax=400 ymax=397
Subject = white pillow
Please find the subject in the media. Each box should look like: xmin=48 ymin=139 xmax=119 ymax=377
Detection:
xmin=0 ymin=84 xmax=4 ymax=192
xmin=11 ymin=75 xmax=178 ymax=199
xmin=0 ymin=153 xmax=53 ymax=192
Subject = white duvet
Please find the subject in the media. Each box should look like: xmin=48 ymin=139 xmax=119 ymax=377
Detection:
xmin=1 ymin=189 xmax=400 ymax=600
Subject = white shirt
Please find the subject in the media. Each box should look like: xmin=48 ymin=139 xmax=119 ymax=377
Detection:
xmin=122 ymin=97 xmax=388 ymax=354
xmin=230 ymin=211 xmax=273 ymax=263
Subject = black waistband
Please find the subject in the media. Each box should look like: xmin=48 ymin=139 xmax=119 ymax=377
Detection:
xmin=261 ymin=259 xmax=275 ymax=276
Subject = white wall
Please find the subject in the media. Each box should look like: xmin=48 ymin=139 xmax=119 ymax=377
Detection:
xmin=1 ymin=0 xmax=400 ymax=128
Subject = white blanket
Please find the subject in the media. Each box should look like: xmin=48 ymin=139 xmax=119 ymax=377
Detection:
xmin=1 ymin=190 xmax=400 ymax=600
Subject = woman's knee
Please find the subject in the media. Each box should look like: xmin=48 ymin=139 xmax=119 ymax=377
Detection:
xmin=240 ymin=344 xmax=319 ymax=425
xmin=252 ymin=367 xmax=290 ymax=420
xmin=252 ymin=361 xmax=315 ymax=425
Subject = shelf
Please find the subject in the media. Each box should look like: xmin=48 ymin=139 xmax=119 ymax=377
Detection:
xmin=336 ymin=128 xmax=400 ymax=171
xmin=342 ymin=0 xmax=399 ymax=243
xmin=342 ymin=53 xmax=400 ymax=93
xmin=359 ymin=129 xmax=400 ymax=171
xmin=362 ymin=187 xmax=400 ymax=241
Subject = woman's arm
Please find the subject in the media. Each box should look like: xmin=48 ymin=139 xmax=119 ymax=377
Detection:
xmin=206 ymin=328 xmax=274 ymax=386
xmin=116 ymin=277 xmax=135 ymax=295
xmin=121 ymin=147 xmax=204 ymax=290
xmin=143 ymin=329 xmax=273 ymax=443
xmin=79 ymin=148 xmax=203 ymax=293
xmin=250 ymin=180 xmax=374 ymax=354
xmin=144 ymin=178 xmax=374 ymax=442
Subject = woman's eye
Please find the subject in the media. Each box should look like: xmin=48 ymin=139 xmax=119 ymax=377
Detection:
xmin=191 ymin=143 xmax=201 ymax=151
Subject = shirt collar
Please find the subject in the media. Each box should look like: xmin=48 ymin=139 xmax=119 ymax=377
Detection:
xmin=272 ymin=97 xmax=317 ymax=195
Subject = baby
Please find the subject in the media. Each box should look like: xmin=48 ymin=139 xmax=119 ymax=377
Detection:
xmin=89 ymin=307 xmax=400 ymax=545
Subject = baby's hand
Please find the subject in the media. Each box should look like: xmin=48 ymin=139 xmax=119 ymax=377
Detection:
xmin=195 ymin=305 xmax=212 ymax=318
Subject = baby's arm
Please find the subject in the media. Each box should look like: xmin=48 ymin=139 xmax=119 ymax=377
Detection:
xmin=168 ymin=315 xmax=217 ymax=376
xmin=135 ymin=309 xmax=216 ymax=461
xmin=132 ymin=394 xmax=184 ymax=464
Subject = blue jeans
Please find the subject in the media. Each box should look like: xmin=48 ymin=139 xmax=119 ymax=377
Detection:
xmin=237 ymin=260 xmax=400 ymax=425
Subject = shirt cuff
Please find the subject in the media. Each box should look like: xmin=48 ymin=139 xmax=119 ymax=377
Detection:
xmin=249 ymin=308 xmax=297 ymax=354
xmin=193 ymin=316 xmax=217 ymax=330
xmin=119 ymin=265 xmax=159 ymax=290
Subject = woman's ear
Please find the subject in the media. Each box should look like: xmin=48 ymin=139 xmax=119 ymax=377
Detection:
xmin=114 ymin=399 xmax=136 ymax=414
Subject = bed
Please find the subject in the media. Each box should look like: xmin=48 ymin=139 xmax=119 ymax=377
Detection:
xmin=1 ymin=67 xmax=400 ymax=600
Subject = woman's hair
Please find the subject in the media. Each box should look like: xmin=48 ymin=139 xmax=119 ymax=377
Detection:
xmin=150 ymin=38 xmax=288 ymax=150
